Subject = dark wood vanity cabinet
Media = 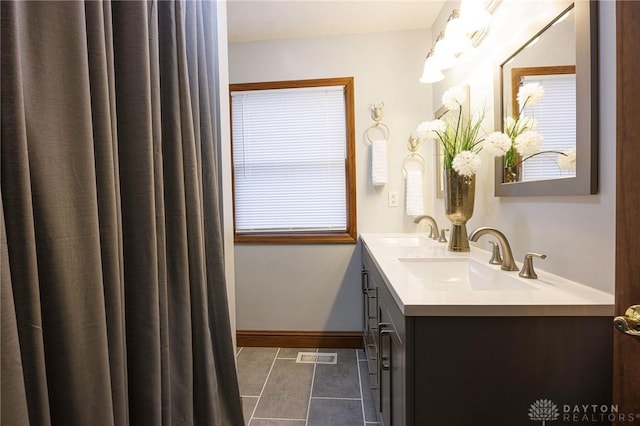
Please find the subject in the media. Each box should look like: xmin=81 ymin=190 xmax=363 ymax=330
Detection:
xmin=363 ymin=246 xmax=408 ymax=426
xmin=362 ymin=244 xmax=614 ymax=426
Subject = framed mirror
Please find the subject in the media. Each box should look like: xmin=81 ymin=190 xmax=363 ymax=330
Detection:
xmin=494 ymin=1 xmax=598 ymax=196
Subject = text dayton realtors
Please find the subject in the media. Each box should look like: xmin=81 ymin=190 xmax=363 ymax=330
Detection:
xmin=562 ymin=404 xmax=637 ymax=423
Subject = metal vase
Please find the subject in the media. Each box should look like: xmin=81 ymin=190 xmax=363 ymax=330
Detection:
xmin=444 ymin=169 xmax=475 ymax=252
xmin=504 ymin=165 xmax=521 ymax=183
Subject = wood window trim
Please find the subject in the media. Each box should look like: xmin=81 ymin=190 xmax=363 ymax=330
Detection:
xmin=510 ymin=65 xmax=576 ymax=118
xmin=229 ymin=77 xmax=357 ymax=244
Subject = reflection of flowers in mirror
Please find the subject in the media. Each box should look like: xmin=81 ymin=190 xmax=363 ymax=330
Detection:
xmin=490 ymin=82 xmax=573 ymax=172
xmin=556 ymin=147 xmax=576 ymax=172
xmin=416 ymin=86 xmax=496 ymax=177
xmin=517 ymin=82 xmax=544 ymax=109
xmin=515 ymin=130 xmax=543 ymax=157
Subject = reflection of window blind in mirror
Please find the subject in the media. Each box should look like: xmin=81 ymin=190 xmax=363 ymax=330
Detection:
xmin=520 ymin=74 xmax=576 ymax=181
xmin=231 ymin=85 xmax=347 ymax=233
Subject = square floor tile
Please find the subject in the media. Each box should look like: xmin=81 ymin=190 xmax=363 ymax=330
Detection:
xmin=312 ymin=349 xmax=360 ymax=399
xmin=308 ymin=398 xmax=363 ymax=426
xmin=252 ymin=359 xmax=314 ymax=420
xmin=359 ymin=361 xmax=379 ymax=423
xmin=237 ymin=347 xmax=278 ymax=396
xmin=241 ymin=396 xmax=258 ymax=425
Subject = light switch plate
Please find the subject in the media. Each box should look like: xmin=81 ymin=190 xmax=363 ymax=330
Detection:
xmin=388 ymin=191 xmax=399 ymax=207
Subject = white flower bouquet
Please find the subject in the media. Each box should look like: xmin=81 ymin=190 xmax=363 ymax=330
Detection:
xmin=415 ymin=86 xmax=491 ymax=177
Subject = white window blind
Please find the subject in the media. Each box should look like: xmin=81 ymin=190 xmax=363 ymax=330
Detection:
xmin=520 ymin=73 xmax=576 ymax=181
xmin=231 ymin=85 xmax=347 ymax=234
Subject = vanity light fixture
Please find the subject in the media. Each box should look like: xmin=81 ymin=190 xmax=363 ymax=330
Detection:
xmin=419 ymin=0 xmax=500 ymax=84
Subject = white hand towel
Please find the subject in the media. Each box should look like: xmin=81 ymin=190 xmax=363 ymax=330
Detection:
xmin=371 ymin=139 xmax=388 ymax=186
xmin=405 ymin=169 xmax=425 ymax=216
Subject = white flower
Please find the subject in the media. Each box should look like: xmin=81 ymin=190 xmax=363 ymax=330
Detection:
xmin=515 ymin=130 xmax=544 ymax=157
xmin=517 ymin=82 xmax=544 ymax=108
xmin=557 ymin=147 xmax=576 ymax=172
xmin=442 ymin=86 xmax=466 ymax=111
xmin=416 ymin=119 xmax=446 ymax=140
xmin=483 ymin=132 xmax=512 ymax=156
xmin=452 ymin=151 xmax=481 ymax=176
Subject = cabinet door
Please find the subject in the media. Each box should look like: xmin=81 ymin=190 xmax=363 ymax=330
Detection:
xmin=389 ymin=325 xmax=404 ymax=426
xmin=379 ymin=299 xmax=406 ymax=426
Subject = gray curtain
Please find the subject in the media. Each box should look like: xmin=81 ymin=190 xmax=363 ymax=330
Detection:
xmin=1 ymin=1 xmax=244 ymax=425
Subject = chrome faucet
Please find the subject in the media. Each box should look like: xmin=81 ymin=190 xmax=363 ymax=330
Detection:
xmin=414 ymin=215 xmax=439 ymax=240
xmin=468 ymin=227 xmax=518 ymax=271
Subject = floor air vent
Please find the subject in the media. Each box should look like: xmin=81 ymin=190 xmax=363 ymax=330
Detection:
xmin=295 ymin=352 xmax=337 ymax=364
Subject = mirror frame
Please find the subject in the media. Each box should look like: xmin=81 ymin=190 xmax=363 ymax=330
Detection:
xmin=494 ymin=1 xmax=598 ymax=196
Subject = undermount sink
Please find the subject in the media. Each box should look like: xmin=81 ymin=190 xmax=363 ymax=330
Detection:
xmin=379 ymin=236 xmax=435 ymax=248
xmin=399 ymin=258 xmax=537 ymax=291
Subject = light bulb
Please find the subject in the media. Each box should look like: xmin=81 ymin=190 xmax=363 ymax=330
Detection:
xmin=459 ymin=0 xmax=491 ymax=32
xmin=444 ymin=33 xmax=472 ymax=55
xmin=433 ymin=40 xmax=457 ymax=70
xmin=445 ymin=14 xmax=466 ymax=39
xmin=419 ymin=58 xmax=444 ymax=84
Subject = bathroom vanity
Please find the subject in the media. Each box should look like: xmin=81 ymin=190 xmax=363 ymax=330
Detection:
xmin=360 ymin=234 xmax=614 ymax=426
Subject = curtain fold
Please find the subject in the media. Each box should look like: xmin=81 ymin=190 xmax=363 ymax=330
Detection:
xmin=1 ymin=1 xmax=244 ymax=425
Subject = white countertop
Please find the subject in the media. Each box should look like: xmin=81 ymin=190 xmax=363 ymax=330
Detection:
xmin=361 ymin=233 xmax=614 ymax=317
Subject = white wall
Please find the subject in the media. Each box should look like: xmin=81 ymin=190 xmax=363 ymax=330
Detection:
xmin=228 ymin=29 xmax=436 ymax=331
xmin=228 ymin=0 xmax=616 ymax=332
xmin=431 ymin=0 xmax=616 ymax=294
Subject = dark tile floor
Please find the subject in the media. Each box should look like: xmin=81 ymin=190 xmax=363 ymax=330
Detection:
xmin=236 ymin=347 xmax=381 ymax=426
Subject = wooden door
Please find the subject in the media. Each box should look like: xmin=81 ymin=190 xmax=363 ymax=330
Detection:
xmin=614 ymin=1 xmax=640 ymax=422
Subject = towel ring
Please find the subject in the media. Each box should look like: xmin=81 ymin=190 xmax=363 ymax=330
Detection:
xmin=366 ymin=122 xmax=390 ymax=144
xmin=366 ymin=102 xmax=390 ymax=144
xmin=402 ymin=154 xmax=425 ymax=176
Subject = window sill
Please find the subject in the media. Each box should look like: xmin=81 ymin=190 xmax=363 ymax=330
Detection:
xmin=234 ymin=232 xmax=357 ymax=244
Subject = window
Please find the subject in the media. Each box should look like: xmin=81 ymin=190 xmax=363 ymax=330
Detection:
xmin=511 ymin=66 xmax=577 ymax=181
xmin=520 ymin=73 xmax=576 ymax=181
xmin=230 ymin=77 xmax=356 ymax=243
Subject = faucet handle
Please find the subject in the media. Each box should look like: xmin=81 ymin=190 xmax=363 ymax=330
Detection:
xmin=488 ymin=241 xmax=503 ymax=265
xmin=438 ymin=229 xmax=449 ymax=243
xmin=519 ymin=252 xmax=547 ymax=279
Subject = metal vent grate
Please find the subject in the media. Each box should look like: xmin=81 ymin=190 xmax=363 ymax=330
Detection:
xmin=295 ymin=352 xmax=337 ymax=364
